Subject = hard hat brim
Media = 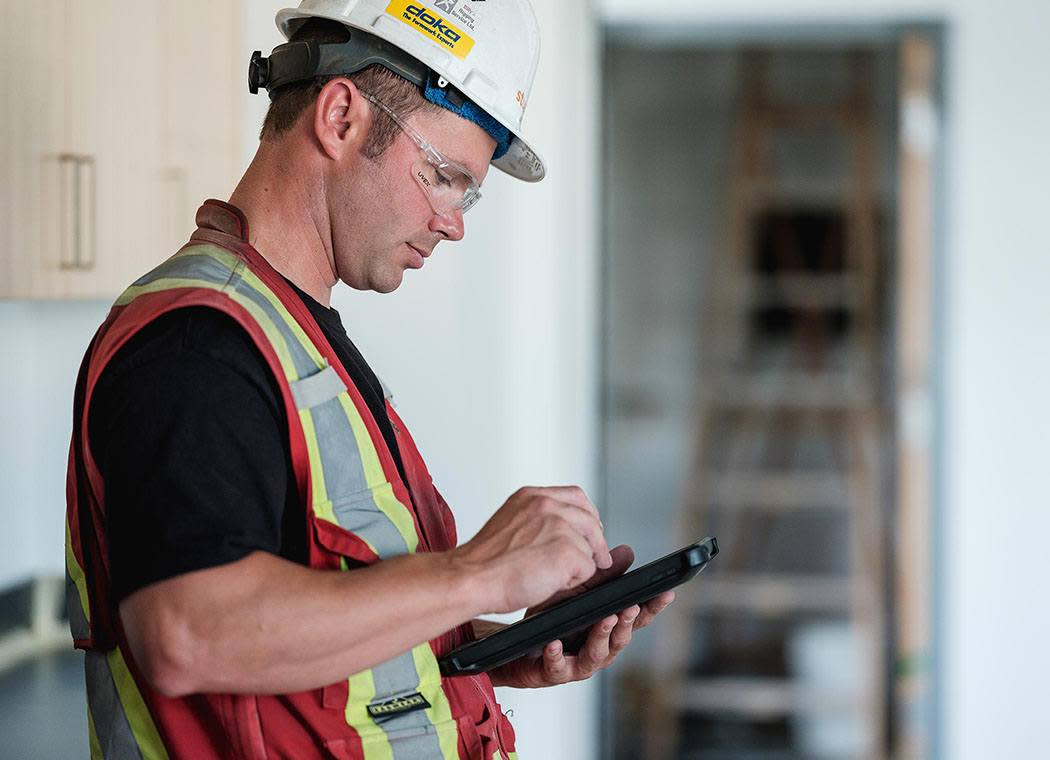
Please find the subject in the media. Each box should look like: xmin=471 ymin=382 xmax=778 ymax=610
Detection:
xmin=494 ymin=134 xmax=545 ymax=183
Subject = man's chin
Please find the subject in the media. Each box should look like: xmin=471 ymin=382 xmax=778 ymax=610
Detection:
xmin=372 ymin=269 xmax=406 ymax=295
xmin=340 ymin=269 xmax=404 ymax=294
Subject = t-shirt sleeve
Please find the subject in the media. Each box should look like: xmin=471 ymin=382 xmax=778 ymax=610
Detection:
xmin=88 ymin=307 xmax=298 ymax=603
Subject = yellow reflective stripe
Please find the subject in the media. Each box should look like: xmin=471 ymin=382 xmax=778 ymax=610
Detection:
xmin=225 ymin=291 xmax=301 ymax=382
xmin=87 ymin=703 xmax=103 ymax=759
xmin=337 ymin=394 xmax=419 ymax=553
xmin=116 ymin=257 xmax=303 ymax=385
xmin=508 ymin=753 xmax=519 ymax=760
xmin=107 ymin=648 xmax=170 ymax=759
xmin=115 ymin=278 xmax=300 ymax=381
xmin=345 ymin=669 xmax=394 ymax=760
xmin=410 ymin=643 xmax=459 ymax=760
xmin=233 ymin=264 xmax=327 ymax=369
xmin=190 ymin=246 xmax=327 ymax=371
xmin=65 ymin=520 xmax=91 ymax=624
xmin=116 ymin=277 xmax=225 ymax=306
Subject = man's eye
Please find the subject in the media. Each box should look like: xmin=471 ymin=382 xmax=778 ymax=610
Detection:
xmin=435 ymin=168 xmax=455 ymax=188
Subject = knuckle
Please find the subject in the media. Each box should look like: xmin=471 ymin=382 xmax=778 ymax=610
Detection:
xmin=555 ymin=534 xmax=576 ymax=553
xmin=536 ymin=496 xmax=559 ymax=514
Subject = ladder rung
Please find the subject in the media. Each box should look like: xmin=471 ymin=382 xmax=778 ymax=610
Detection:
xmin=680 ymin=676 xmax=857 ymax=719
xmin=746 ymin=273 xmax=863 ymax=309
xmin=707 ymin=471 xmax=848 ymax=509
xmin=692 ymin=575 xmax=856 ymax=614
xmin=759 ymin=102 xmax=858 ymax=128
xmin=706 ymin=373 xmax=873 ymax=409
xmin=739 ymin=181 xmax=851 ymax=209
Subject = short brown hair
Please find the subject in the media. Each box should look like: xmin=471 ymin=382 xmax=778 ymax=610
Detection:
xmin=259 ymin=18 xmax=441 ymax=158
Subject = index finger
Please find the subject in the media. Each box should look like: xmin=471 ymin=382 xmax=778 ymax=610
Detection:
xmin=538 ymin=486 xmax=602 ymax=522
xmin=579 ymin=544 xmax=634 ymax=590
xmin=554 ymin=501 xmax=612 ymax=569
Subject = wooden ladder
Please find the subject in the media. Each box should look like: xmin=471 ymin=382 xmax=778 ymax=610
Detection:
xmin=643 ymin=50 xmax=887 ymax=760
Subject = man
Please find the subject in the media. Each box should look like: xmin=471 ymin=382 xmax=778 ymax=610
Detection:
xmin=65 ymin=2 xmax=672 ymax=757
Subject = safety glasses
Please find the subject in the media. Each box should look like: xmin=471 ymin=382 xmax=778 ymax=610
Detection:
xmin=358 ymin=90 xmax=482 ymax=216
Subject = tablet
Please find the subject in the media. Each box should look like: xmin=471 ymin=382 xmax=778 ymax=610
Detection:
xmin=438 ymin=536 xmax=718 ymax=677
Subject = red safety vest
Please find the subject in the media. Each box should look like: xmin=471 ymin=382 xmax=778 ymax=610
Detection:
xmin=64 ymin=200 xmax=518 ymax=760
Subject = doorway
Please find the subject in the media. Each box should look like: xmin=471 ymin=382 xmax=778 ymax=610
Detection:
xmin=599 ymin=26 xmax=942 ymax=760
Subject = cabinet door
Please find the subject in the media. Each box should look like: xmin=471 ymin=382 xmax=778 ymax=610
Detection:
xmin=1 ymin=0 xmax=242 ymax=300
xmin=0 ymin=1 xmax=69 ymax=299
xmin=58 ymin=0 xmax=166 ymax=299
xmin=157 ymin=0 xmax=242 ymax=258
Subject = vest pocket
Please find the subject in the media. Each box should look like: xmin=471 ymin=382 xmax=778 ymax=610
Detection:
xmin=320 ymin=482 xmax=418 ymax=560
xmin=309 ymin=479 xmax=412 ymax=566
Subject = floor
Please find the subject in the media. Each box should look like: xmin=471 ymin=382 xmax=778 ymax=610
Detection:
xmin=0 ymin=649 xmax=87 ymax=759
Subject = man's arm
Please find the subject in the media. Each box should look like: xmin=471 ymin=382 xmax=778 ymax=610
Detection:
xmin=121 ymin=485 xmax=613 ymax=697
xmin=121 ymin=550 xmax=481 ymax=697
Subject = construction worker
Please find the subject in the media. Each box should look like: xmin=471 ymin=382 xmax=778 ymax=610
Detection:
xmin=64 ymin=1 xmax=672 ymax=757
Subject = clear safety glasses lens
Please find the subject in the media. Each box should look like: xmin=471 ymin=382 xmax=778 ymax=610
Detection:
xmin=358 ymin=89 xmax=482 ymax=216
xmin=412 ymin=159 xmax=481 ymax=216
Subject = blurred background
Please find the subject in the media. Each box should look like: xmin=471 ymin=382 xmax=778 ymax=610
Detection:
xmin=1 ymin=1 xmax=1047 ymax=758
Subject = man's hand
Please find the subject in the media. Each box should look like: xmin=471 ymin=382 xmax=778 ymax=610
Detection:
xmin=486 ymin=545 xmax=675 ymax=689
xmin=452 ymin=486 xmax=613 ymax=614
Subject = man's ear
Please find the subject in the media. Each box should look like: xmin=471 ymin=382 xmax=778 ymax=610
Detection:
xmin=313 ymin=77 xmax=370 ymax=161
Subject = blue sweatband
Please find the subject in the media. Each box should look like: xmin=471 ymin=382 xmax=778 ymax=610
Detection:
xmin=423 ymin=75 xmax=512 ymax=161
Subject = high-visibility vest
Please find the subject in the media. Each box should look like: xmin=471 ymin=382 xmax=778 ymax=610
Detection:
xmin=65 ymin=200 xmax=518 ymax=760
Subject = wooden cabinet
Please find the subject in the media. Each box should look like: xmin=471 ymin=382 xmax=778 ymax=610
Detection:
xmin=0 ymin=0 xmax=241 ymax=300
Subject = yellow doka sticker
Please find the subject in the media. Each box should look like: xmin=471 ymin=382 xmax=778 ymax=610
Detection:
xmin=386 ymin=0 xmax=475 ymax=60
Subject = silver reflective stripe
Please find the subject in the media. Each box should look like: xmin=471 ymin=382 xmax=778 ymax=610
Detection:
xmin=228 ymin=274 xmax=318 ymax=380
xmin=290 ymin=365 xmax=346 ymax=410
xmin=370 ymin=657 xmax=444 ymax=760
xmin=311 ymin=397 xmax=369 ymax=498
xmin=387 ymin=724 xmax=447 ymax=759
xmin=65 ymin=569 xmax=90 ymax=641
xmin=132 ymin=250 xmax=237 ymax=289
xmin=85 ymin=651 xmax=144 ymax=760
xmin=310 ymin=395 xmax=411 ymax=558
xmin=130 ymin=249 xmax=320 ymax=381
xmin=332 ymin=494 xmax=408 ymax=558
xmin=372 ymin=656 xmax=426 ymax=704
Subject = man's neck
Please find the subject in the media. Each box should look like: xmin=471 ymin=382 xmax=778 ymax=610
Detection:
xmin=228 ymin=141 xmax=338 ymax=307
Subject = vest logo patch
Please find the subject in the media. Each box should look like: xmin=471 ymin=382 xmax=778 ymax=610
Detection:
xmin=367 ymin=692 xmax=432 ymax=724
xmin=386 ymin=0 xmax=476 ymax=60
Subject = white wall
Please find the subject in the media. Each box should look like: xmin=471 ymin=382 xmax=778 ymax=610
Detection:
xmin=0 ymin=301 xmax=110 ymax=587
xmin=240 ymin=2 xmax=602 ymax=758
xmin=596 ymin=2 xmax=1050 ymax=759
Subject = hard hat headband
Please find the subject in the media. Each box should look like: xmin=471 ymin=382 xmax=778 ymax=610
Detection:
xmin=248 ymin=28 xmax=511 ymax=160
xmin=249 ymin=34 xmax=428 ymax=98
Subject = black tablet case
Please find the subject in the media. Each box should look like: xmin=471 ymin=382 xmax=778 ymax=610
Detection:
xmin=439 ymin=537 xmax=718 ymax=676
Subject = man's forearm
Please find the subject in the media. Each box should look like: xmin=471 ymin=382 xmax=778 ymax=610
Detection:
xmin=121 ymin=550 xmax=488 ymax=697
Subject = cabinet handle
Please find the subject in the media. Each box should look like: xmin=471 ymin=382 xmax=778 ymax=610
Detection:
xmin=59 ymin=153 xmax=97 ymax=272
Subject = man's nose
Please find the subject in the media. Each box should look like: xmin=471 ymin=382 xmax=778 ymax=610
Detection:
xmin=429 ymin=207 xmax=465 ymax=241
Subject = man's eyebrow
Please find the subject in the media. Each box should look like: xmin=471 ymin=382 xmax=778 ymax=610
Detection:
xmin=446 ymin=150 xmax=482 ymax=180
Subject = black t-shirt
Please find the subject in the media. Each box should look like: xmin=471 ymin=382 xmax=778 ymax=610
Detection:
xmin=88 ymin=279 xmax=405 ymax=603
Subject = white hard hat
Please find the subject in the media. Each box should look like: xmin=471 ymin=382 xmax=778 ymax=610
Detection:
xmin=273 ymin=0 xmax=545 ymax=182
